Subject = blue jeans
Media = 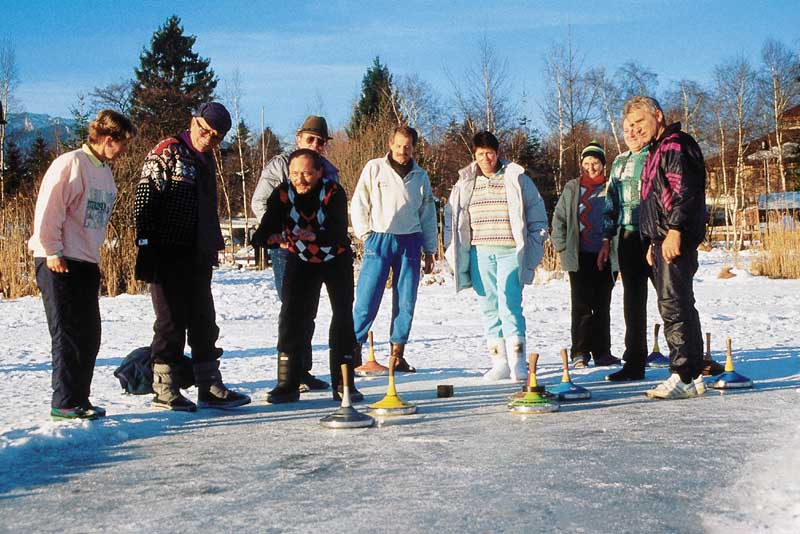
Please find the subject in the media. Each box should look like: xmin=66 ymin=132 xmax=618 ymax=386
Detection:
xmin=353 ymin=232 xmax=422 ymax=344
xmin=469 ymin=246 xmax=525 ymax=340
xmin=269 ymin=248 xmax=290 ymax=301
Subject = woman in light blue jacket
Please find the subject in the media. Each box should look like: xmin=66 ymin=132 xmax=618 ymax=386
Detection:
xmin=444 ymin=132 xmax=548 ymax=382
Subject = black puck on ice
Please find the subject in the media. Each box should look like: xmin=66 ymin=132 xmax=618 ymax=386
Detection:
xmin=437 ymin=385 xmax=454 ymax=398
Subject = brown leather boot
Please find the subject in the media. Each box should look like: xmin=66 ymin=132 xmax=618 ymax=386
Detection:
xmin=391 ymin=343 xmax=416 ymax=373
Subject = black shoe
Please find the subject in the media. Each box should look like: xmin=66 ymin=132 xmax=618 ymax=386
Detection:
xmin=151 ymin=393 xmax=197 ymax=412
xmin=299 ymin=371 xmax=330 ymax=392
xmin=266 ymin=384 xmax=300 ymax=404
xmin=333 ymin=386 xmax=364 ymax=403
xmin=198 ymin=388 xmax=251 ymax=409
xmin=606 ymin=364 xmax=646 ymax=382
xmin=80 ymin=401 xmax=106 ymax=417
xmin=593 ymin=354 xmax=622 ymax=367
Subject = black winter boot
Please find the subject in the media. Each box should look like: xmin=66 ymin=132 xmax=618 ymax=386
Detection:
xmin=194 ymin=360 xmax=251 ymax=409
xmin=605 ymin=362 xmax=646 ymax=382
xmin=297 ymin=349 xmax=329 ymax=392
xmin=331 ymin=352 xmax=363 ymax=402
xmin=267 ymin=353 xmax=300 ymax=404
xmin=152 ymin=362 xmax=197 ymax=412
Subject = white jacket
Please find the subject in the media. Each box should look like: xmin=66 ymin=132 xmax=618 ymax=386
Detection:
xmin=350 ymin=154 xmax=438 ymax=253
xmin=444 ymin=161 xmax=548 ymax=292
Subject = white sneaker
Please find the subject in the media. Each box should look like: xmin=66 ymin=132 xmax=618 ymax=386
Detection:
xmin=693 ymin=375 xmax=707 ymax=396
xmin=645 ymin=373 xmax=702 ymax=399
xmin=506 ymin=336 xmax=527 ymax=382
xmin=483 ymin=340 xmax=510 ymax=381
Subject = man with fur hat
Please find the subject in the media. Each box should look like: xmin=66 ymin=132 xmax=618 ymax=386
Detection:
xmin=134 ymin=102 xmax=251 ymax=411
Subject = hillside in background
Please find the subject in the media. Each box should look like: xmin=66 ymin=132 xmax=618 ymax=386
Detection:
xmin=3 ymin=112 xmax=77 ymax=150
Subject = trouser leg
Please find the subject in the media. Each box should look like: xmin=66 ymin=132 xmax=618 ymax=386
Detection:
xmin=352 ymin=233 xmax=392 ymax=344
xmin=651 ymin=243 xmax=703 ymax=380
xmin=619 ymin=231 xmax=649 ymax=368
xmin=494 ymin=247 xmax=525 ymax=340
xmin=36 ymin=259 xmax=101 ymax=409
xmin=569 ymin=257 xmax=594 ymax=356
xmin=323 ymin=252 xmax=357 ymax=358
xmin=470 ymin=246 xmax=503 ymax=340
xmin=588 ymin=252 xmax=614 ymax=357
xmin=389 ymin=233 xmax=422 ymax=344
xmin=185 ymin=264 xmax=221 ymax=363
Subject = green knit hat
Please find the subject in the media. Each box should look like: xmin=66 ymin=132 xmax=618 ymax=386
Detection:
xmin=581 ymin=140 xmax=606 ymax=165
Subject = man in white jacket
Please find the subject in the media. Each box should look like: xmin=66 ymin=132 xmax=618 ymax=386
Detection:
xmin=350 ymin=126 xmax=437 ymax=372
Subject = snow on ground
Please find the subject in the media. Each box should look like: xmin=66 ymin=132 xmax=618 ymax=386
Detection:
xmin=1 ymin=248 xmax=798 ymax=532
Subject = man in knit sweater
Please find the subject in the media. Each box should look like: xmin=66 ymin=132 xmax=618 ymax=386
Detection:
xmin=350 ymin=126 xmax=437 ymax=372
xmin=251 ymin=115 xmax=338 ymax=392
xmin=252 ymin=149 xmax=358 ymax=404
xmin=135 ymin=102 xmax=250 ymax=412
xmin=599 ymin=116 xmax=653 ymax=381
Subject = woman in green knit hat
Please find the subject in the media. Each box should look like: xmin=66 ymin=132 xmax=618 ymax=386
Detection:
xmin=551 ymin=141 xmax=621 ymax=369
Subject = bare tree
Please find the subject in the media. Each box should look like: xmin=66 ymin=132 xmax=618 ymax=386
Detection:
xmin=586 ymin=67 xmax=622 ymax=153
xmin=542 ymin=32 xmax=599 ymax=191
xmin=664 ymin=80 xmax=706 ymax=141
xmin=1 ymin=39 xmax=20 ymax=211
xmin=714 ymin=56 xmax=758 ymax=248
xmin=225 ymin=69 xmax=251 ymax=260
xmin=447 ymin=36 xmax=513 ymax=140
xmin=89 ymin=80 xmax=134 ymax=114
xmin=615 ymin=61 xmax=659 ymax=100
xmin=761 ymin=38 xmax=800 ymax=192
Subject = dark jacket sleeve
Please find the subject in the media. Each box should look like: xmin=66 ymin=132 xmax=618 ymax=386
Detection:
xmin=251 ymin=187 xmax=286 ymax=249
xmin=661 ymin=138 xmax=705 ymax=234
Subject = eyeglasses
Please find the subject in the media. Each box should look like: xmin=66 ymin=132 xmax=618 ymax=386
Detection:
xmin=289 ymin=171 xmax=318 ymax=180
xmin=195 ymin=118 xmax=224 ymax=141
xmin=303 ymin=135 xmax=326 ymax=147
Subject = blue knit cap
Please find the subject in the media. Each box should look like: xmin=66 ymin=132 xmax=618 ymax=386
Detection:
xmin=195 ymin=102 xmax=232 ymax=135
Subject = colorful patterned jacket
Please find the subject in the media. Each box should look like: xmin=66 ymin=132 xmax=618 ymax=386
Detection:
xmin=639 ymin=122 xmax=707 ymax=248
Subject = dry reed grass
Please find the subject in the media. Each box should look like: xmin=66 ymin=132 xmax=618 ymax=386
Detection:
xmin=751 ymin=222 xmax=800 ymax=279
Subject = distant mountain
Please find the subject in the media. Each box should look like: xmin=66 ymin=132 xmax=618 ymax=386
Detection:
xmin=3 ymin=112 xmax=78 ymax=150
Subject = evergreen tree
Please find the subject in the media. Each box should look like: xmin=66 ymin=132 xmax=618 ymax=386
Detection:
xmin=347 ymin=56 xmax=395 ymax=137
xmin=67 ymin=94 xmax=90 ymax=150
xmin=130 ymin=15 xmax=217 ymax=136
xmin=254 ymin=126 xmax=283 ymax=162
xmin=25 ymin=133 xmax=53 ymax=190
xmin=3 ymin=138 xmax=26 ymax=196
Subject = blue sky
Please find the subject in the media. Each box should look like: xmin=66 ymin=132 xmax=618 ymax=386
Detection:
xmin=2 ymin=0 xmax=799 ymax=141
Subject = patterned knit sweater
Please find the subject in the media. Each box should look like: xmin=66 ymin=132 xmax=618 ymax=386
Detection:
xmin=468 ymin=165 xmax=515 ymax=247
xmin=577 ymin=174 xmax=606 ymax=253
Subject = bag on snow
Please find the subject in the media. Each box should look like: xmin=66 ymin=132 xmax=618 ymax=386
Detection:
xmin=113 ymin=346 xmax=195 ymax=395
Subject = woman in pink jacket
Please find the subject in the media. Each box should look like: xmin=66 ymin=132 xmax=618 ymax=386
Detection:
xmin=29 ymin=109 xmax=136 ymax=420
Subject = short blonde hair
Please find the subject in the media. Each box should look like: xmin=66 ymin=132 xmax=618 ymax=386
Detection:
xmin=88 ymin=109 xmax=136 ymax=143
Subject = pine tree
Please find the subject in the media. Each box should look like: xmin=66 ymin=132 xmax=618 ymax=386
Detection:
xmin=3 ymin=138 xmax=26 ymax=196
xmin=347 ymin=56 xmax=395 ymax=137
xmin=25 ymin=133 xmax=53 ymax=191
xmin=130 ymin=15 xmax=217 ymax=136
xmin=67 ymin=94 xmax=90 ymax=150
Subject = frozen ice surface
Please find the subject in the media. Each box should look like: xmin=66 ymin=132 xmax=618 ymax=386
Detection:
xmin=1 ymin=249 xmax=798 ymax=532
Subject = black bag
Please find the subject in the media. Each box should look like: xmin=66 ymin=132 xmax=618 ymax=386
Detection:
xmin=113 ymin=346 xmax=195 ymax=395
